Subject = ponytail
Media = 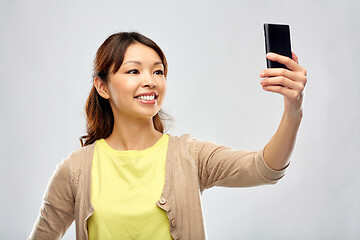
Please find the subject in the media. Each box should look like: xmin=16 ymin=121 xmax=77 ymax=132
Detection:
xmin=80 ymin=86 xmax=114 ymax=146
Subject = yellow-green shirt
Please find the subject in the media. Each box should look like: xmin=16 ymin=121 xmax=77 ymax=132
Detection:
xmin=88 ymin=134 xmax=172 ymax=240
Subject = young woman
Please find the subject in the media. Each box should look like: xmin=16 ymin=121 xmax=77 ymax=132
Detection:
xmin=29 ymin=32 xmax=307 ymax=240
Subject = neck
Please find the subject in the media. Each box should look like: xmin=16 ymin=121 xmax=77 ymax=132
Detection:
xmin=105 ymin=113 xmax=163 ymax=151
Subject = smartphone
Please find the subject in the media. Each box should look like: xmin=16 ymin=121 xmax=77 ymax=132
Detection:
xmin=264 ymin=23 xmax=292 ymax=69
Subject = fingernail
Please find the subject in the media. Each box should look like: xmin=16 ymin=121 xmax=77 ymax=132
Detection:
xmin=260 ymin=72 xmax=265 ymax=77
xmin=267 ymin=52 xmax=275 ymax=58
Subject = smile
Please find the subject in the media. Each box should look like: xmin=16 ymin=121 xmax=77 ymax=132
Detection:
xmin=135 ymin=95 xmax=156 ymax=101
xmin=134 ymin=91 xmax=159 ymax=104
xmin=134 ymin=94 xmax=158 ymax=105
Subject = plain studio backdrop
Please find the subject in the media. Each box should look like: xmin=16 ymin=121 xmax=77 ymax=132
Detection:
xmin=1 ymin=0 xmax=359 ymax=239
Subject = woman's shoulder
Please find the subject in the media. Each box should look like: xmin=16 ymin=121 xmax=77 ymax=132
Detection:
xmin=167 ymin=133 xmax=206 ymax=156
xmin=49 ymin=143 xmax=96 ymax=190
xmin=168 ymin=133 xmax=199 ymax=143
xmin=60 ymin=142 xmax=96 ymax=172
xmin=168 ymin=133 xmax=213 ymax=148
xmin=168 ymin=133 xmax=233 ymax=158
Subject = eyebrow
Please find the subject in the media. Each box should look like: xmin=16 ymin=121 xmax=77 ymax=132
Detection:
xmin=123 ymin=60 xmax=163 ymax=66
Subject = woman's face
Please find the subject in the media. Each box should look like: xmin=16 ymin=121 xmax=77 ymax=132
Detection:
xmin=105 ymin=42 xmax=166 ymax=120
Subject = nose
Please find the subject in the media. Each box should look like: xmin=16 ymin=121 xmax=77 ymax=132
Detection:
xmin=141 ymin=73 xmax=156 ymax=88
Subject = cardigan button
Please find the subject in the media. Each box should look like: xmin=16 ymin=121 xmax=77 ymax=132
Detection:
xmin=171 ymin=219 xmax=176 ymax=227
xmin=159 ymin=197 xmax=167 ymax=205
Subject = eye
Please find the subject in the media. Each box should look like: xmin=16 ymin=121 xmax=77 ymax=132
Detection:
xmin=127 ymin=69 xmax=139 ymax=74
xmin=154 ymin=70 xmax=164 ymax=75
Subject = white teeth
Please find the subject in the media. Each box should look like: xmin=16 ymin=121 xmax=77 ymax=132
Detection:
xmin=137 ymin=95 xmax=155 ymax=100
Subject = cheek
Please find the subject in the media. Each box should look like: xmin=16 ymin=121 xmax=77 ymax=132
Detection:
xmin=159 ymin=79 xmax=167 ymax=93
xmin=158 ymin=81 xmax=167 ymax=105
xmin=109 ymin=81 xmax=137 ymax=99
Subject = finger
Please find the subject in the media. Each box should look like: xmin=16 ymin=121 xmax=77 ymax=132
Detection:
xmin=261 ymin=76 xmax=304 ymax=92
xmin=292 ymin=52 xmax=298 ymax=63
xmin=260 ymin=68 xmax=306 ymax=83
xmin=266 ymin=52 xmax=301 ymax=72
xmin=262 ymin=85 xmax=302 ymax=100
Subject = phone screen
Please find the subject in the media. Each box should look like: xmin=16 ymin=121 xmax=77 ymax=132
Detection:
xmin=264 ymin=23 xmax=292 ymax=69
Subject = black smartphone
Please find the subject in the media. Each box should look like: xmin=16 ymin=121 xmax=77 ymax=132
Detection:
xmin=264 ymin=23 xmax=292 ymax=69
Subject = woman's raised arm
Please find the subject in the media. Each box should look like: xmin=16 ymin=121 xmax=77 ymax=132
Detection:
xmin=259 ymin=52 xmax=307 ymax=170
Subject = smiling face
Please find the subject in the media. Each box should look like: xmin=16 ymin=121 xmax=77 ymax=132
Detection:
xmin=100 ymin=42 xmax=167 ymax=121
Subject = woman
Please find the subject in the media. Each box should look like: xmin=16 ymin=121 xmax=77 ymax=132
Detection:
xmin=29 ymin=32 xmax=307 ymax=239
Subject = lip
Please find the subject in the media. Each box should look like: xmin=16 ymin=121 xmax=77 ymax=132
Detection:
xmin=135 ymin=98 xmax=157 ymax=105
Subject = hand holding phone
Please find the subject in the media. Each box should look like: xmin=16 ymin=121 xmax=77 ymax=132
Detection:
xmin=264 ymin=23 xmax=292 ymax=69
xmin=261 ymin=23 xmax=307 ymax=114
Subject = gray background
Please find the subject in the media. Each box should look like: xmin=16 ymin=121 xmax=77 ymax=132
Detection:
xmin=1 ymin=0 xmax=359 ymax=239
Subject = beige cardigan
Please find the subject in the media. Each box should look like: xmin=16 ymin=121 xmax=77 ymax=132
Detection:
xmin=28 ymin=134 xmax=287 ymax=240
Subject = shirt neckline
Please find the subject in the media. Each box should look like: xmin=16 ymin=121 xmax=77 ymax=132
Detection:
xmin=97 ymin=134 xmax=168 ymax=156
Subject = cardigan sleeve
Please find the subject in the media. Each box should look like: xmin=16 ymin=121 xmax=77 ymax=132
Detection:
xmin=28 ymin=157 xmax=75 ymax=240
xmin=188 ymin=136 xmax=288 ymax=192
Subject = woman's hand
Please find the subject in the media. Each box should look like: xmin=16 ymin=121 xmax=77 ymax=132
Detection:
xmin=260 ymin=52 xmax=307 ymax=116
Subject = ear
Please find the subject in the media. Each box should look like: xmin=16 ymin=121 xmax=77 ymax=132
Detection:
xmin=94 ymin=77 xmax=110 ymax=99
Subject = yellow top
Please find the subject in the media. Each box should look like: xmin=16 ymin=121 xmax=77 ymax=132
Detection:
xmin=88 ymin=134 xmax=172 ymax=240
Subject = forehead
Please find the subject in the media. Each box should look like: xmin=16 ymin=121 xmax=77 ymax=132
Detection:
xmin=123 ymin=43 xmax=162 ymax=62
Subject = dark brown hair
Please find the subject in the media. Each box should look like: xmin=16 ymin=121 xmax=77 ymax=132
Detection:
xmin=80 ymin=32 xmax=170 ymax=147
